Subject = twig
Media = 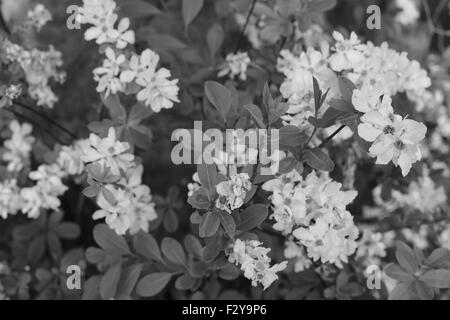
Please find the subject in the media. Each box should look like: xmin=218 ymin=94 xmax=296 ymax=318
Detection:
xmin=422 ymin=0 xmax=450 ymax=38
xmin=4 ymin=107 xmax=67 ymax=144
xmin=13 ymin=100 xmax=78 ymax=140
xmin=234 ymin=0 xmax=258 ymax=53
xmin=318 ymin=125 xmax=345 ymax=149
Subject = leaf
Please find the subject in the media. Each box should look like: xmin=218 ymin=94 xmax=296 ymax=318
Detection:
xmin=304 ymin=149 xmax=335 ymax=172
xmin=146 ymin=34 xmax=187 ymax=50
xmin=384 ymin=263 xmax=413 ymax=282
xmin=236 ymin=204 xmax=269 ymax=232
xmin=197 ymin=163 xmax=218 ymax=193
xmin=204 ymin=81 xmax=232 ymax=122
xmin=100 ymin=264 xmax=122 ymax=300
xmin=54 ymin=223 xmax=80 ymax=240
xmin=338 ymin=77 xmax=356 ymax=101
xmin=219 ymin=264 xmax=240 ymax=280
xmin=82 ymin=276 xmax=101 ymax=300
xmin=419 ymin=269 xmax=450 ymax=288
xmin=47 ymin=231 xmax=63 ymax=260
xmin=182 ymin=0 xmax=204 ymax=29
xmin=184 ymin=235 xmax=203 ymax=259
xmin=388 ymin=280 xmax=415 ymax=300
xmin=161 ymin=238 xmax=186 ymax=267
xmin=395 ymin=241 xmax=419 ymax=275
xmin=219 ymin=211 xmax=236 ymax=238
xmin=115 ymin=264 xmax=143 ymax=300
xmin=133 ymin=232 xmax=162 ymax=262
xmin=279 ymin=125 xmax=307 ymax=148
xmin=199 ymin=212 xmax=221 ymax=238
xmin=27 ymin=235 xmax=45 ymax=265
xmin=206 ymin=24 xmax=223 ymax=58
xmin=136 ymin=272 xmax=172 ymax=297
xmin=120 ymin=0 xmax=162 ymax=18
xmin=268 ymin=103 xmax=289 ymax=124
xmin=425 ymin=248 xmax=450 ymax=268
xmin=312 ymin=77 xmax=322 ymax=114
xmin=93 ymin=224 xmax=130 ymax=256
xmin=329 ymin=98 xmax=355 ymax=113
xmin=414 ymin=280 xmax=434 ymax=300
xmin=127 ymin=103 xmax=153 ymax=126
xmin=244 ymin=104 xmax=266 ymax=129
xmin=102 ymin=94 xmax=126 ymax=122
xmin=175 ymin=273 xmax=197 ymax=290
xmin=188 ymin=187 xmax=211 ymax=210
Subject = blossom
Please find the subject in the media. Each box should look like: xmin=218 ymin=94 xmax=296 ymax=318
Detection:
xmin=356 ymin=228 xmax=388 ymax=265
xmin=57 ymin=140 xmax=90 ymax=176
xmin=395 ymin=0 xmax=420 ymax=26
xmin=358 ymin=107 xmax=427 ymax=176
xmin=136 ymin=67 xmax=180 ymax=112
xmin=187 ymin=172 xmax=201 ymax=198
xmin=215 ymin=173 xmax=252 ymax=213
xmin=0 ymin=84 xmax=21 ymax=108
xmin=228 ymin=239 xmax=288 ymax=290
xmin=83 ymin=9 xmax=118 ymax=45
xmin=108 ymin=18 xmax=135 ymax=49
xmin=93 ymin=47 xmax=126 ymax=96
xmin=329 ymin=31 xmax=365 ymax=72
xmin=26 ymin=4 xmax=52 ymax=31
xmin=2 ymin=120 xmax=35 ymax=172
xmin=81 ymin=127 xmax=134 ymax=175
xmin=0 ymin=180 xmax=22 ymax=219
xmin=120 ymin=49 xmax=160 ymax=84
xmin=217 ymin=52 xmax=251 ymax=81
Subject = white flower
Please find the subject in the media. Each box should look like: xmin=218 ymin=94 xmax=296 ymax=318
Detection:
xmin=395 ymin=0 xmax=420 ymax=25
xmin=136 ymin=67 xmax=180 ymax=112
xmin=81 ymin=127 xmax=134 ymax=175
xmin=228 ymin=239 xmax=287 ymax=290
xmin=215 ymin=173 xmax=252 ymax=213
xmin=329 ymin=31 xmax=365 ymax=72
xmin=358 ymin=108 xmax=427 ymax=176
xmin=218 ymin=52 xmax=251 ymax=81
xmin=57 ymin=139 xmax=90 ymax=176
xmin=2 ymin=121 xmax=35 ymax=172
xmin=83 ymin=12 xmax=118 ymax=45
xmin=0 ymin=180 xmax=22 ymax=219
xmin=108 ymin=18 xmax=135 ymax=49
xmin=26 ymin=4 xmax=52 ymax=31
xmin=93 ymin=47 xmax=126 ymax=96
xmin=120 ymin=49 xmax=160 ymax=84
xmin=187 ymin=172 xmax=201 ymax=198
xmin=356 ymin=228 xmax=387 ymax=265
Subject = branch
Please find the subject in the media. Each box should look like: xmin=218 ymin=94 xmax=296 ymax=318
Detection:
xmin=234 ymin=0 xmax=257 ymax=53
xmin=318 ymin=125 xmax=346 ymax=149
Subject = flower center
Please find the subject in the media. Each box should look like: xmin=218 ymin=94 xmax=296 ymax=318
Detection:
xmin=383 ymin=125 xmax=395 ymax=135
xmin=394 ymin=140 xmax=405 ymax=150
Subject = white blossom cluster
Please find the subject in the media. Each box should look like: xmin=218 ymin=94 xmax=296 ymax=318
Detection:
xmin=277 ymin=32 xmax=430 ymax=176
xmin=0 ymin=122 xmax=87 ymax=219
xmin=3 ymin=40 xmax=65 ymax=108
xmin=215 ymin=173 xmax=252 ymax=213
xmin=25 ymin=4 xmax=52 ymax=31
xmin=77 ymin=0 xmax=179 ymax=113
xmin=0 ymin=84 xmax=22 ymax=109
xmin=217 ymin=51 xmax=251 ymax=81
xmin=80 ymin=127 xmax=157 ymax=235
xmin=355 ymin=227 xmax=392 ymax=267
xmin=228 ymin=239 xmax=288 ymax=290
xmin=263 ymin=170 xmax=359 ymax=268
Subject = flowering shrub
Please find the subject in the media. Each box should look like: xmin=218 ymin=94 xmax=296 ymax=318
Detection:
xmin=1 ymin=0 xmax=450 ymax=301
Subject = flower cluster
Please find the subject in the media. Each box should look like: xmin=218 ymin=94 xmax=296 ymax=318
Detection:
xmin=1 ymin=120 xmax=34 ymax=172
xmin=3 ymin=40 xmax=65 ymax=108
xmin=77 ymin=0 xmax=179 ymax=113
xmin=277 ymin=31 xmax=431 ymax=129
xmin=26 ymin=4 xmax=52 ymax=31
xmin=394 ymin=0 xmax=420 ymax=26
xmin=227 ymin=239 xmax=287 ymax=290
xmin=263 ymin=170 xmax=359 ymax=268
xmin=81 ymin=127 xmax=157 ymax=235
xmin=218 ymin=51 xmax=251 ymax=81
xmin=215 ymin=173 xmax=252 ymax=213
xmin=0 ymin=122 xmax=88 ymax=219
xmin=0 ymin=84 xmax=22 ymax=109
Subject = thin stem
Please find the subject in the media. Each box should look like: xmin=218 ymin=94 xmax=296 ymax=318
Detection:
xmin=4 ymin=107 xmax=67 ymax=144
xmin=13 ymin=100 xmax=78 ymax=140
xmin=318 ymin=125 xmax=345 ymax=149
xmin=422 ymin=0 xmax=450 ymax=38
xmin=234 ymin=0 xmax=258 ymax=53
